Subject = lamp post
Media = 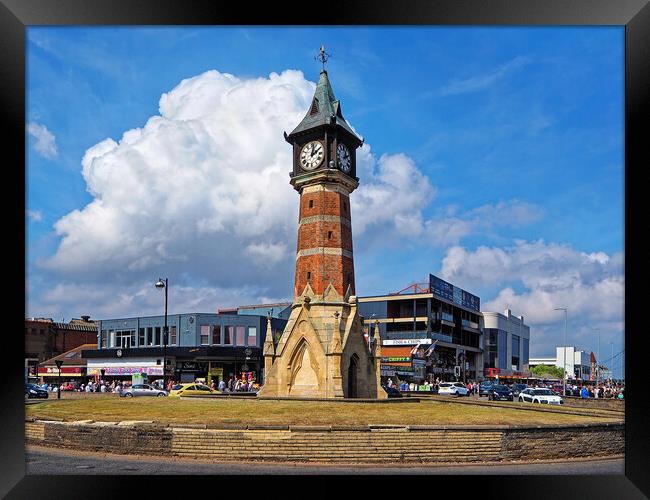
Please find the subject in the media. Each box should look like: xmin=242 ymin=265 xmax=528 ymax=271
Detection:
xmin=554 ymin=307 xmax=568 ymax=397
xmin=593 ymin=327 xmax=600 ymax=387
xmin=155 ymin=278 xmax=168 ymax=389
xmin=54 ymin=359 xmax=63 ymax=399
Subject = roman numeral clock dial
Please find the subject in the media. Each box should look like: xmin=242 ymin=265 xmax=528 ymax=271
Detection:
xmin=337 ymin=143 xmax=351 ymax=173
xmin=300 ymin=141 xmax=324 ymax=171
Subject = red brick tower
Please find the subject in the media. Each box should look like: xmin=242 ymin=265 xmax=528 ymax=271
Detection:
xmin=258 ymin=48 xmax=383 ymax=399
xmin=285 ymin=67 xmax=363 ymax=301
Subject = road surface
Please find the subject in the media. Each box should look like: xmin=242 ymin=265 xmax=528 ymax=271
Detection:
xmin=25 ymin=445 xmax=624 ymax=475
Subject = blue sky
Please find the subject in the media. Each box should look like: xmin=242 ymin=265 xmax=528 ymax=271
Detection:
xmin=26 ymin=27 xmax=624 ymax=374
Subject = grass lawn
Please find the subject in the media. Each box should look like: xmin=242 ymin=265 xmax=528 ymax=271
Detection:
xmin=25 ymin=396 xmax=621 ymax=427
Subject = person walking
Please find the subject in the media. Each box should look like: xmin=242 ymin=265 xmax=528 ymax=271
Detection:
xmin=218 ymin=379 xmax=226 ymax=393
xmin=580 ymin=386 xmax=589 ymax=399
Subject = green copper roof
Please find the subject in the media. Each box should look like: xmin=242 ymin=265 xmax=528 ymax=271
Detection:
xmin=287 ymin=70 xmax=362 ymax=142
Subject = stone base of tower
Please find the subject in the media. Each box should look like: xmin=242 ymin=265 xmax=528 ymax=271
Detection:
xmin=258 ymin=285 xmax=386 ymax=399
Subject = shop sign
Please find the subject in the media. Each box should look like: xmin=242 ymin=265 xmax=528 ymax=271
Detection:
xmin=103 ymin=366 xmax=163 ymax=375
xmin=413 ymin=359 xmax=426 ymax=366
xmin=382 ymin=364 xmax=413 ymax=372
xmin=38 ymin=366 xmax=82 ymax=375
xmin=381 ymin=369 xmax=396 ymax=376
xmin=381 ymin=357 xmax=411 ymax=362
xmin=382 ymin=339 xmax=432 ymax=346
xmin=430 ymin=367 xmax=454 ymax=374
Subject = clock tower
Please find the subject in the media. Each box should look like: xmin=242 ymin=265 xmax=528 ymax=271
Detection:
xmin=258 ymin=48 xmax=384 ymax=399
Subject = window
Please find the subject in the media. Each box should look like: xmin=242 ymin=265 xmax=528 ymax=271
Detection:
xmin=247 ymin=327 xmax=257 ymax=346
xmin=328 ymin=231 xmax=333 ymax=239
xmin=235 ymin=326 xmax=245 ymax=346
xmin=116 ymin=330 xmax=133 ymax=348
xmin=511 ymin=334 xmax=521 ymax=370
xmin=307 ymin=272 xmax=311 ymax=280
xmin=200 ymin=326 xmax=210 ymax=345
xmin=154 ymin=327 xmax=161 ymax=346
xmin=225 ymin=326 xmax=234 ymax=345
xmin=130 ymin=330 xmax=136 ymax=347
xmin=146 ymin=327 xmax=153 ymax=347
xmin=100 ymin=330 xmax=107 ymax=348
xmin=139 ymin=328 xmax=145 ymax=347
xmin=309 ymin=200 xmax=314 ymax=208
xmin=109 ymin=330 xmax=115 ymax=348
xmin=212 ymin=325 xmax=221 ymax=345
xmin=170 ymin=326 xmax=177 ymax=346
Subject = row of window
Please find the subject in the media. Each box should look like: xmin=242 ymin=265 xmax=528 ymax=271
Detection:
xmin=100 ymin=325 xmax=258 ymax=348
xmin=199 ymin=325 xmax=257 ymax=346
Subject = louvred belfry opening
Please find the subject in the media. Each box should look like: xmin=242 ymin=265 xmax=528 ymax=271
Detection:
xmin=284 ymin=65 xmax=363 ymax=302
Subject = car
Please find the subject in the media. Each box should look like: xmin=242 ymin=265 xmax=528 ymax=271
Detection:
xmin=168 ymin=383 xmax=214 ymax=398
xmin=121 ymin=384 xmax=168 ymax=397
xmin=510 ymin=384 xmax=527 ymax=398
xmin=487 ymin=384 xmax=514 ymax=401
xmin=25 ymin=383 xmax=49 ymax=400
xmin=478 ymin=382 xmax=494 ymax=397
xmin=518 ymin=388 xmax=563 ymax=405
xmin=437 ymin=382 xmax=469 ymax=396
xmin=381 ymin=385 xmax=403 ymax=398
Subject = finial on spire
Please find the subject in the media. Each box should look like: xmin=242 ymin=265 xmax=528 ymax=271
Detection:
xmin=315 ymin=45 xmax=331 ymax=72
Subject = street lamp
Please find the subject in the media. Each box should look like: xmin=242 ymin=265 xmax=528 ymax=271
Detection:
xmin=54 ymin=359 xmax=63 ymax=399
xmin=155 ymin=278 xmax=168 ymax=389
xmin=554 ymin=307 xmax=568 ymax=397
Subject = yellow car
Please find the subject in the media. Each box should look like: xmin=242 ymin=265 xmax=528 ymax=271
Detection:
xmin=168 ymin=383 xmax=215 ymax=397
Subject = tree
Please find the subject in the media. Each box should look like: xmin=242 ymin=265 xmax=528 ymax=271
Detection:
xmin=531 ymin=364 xmax=565 ymax=379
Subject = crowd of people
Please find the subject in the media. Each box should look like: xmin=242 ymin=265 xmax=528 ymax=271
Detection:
xmin=38 ymin=379 xmax=132 ymax=394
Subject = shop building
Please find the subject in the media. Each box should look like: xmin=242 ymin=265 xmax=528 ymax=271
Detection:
xmin=37 ymin=343 xmax=96 ymax=384
xmin=358 ymin=274 xmax=483 ymax=383
xmin=481 ymin=309 xmax=531 ymax=381
xmin=25 ymin=316 xmax=97 ymax=381
xmin=81 ymin=311 xmax=287 ymax=386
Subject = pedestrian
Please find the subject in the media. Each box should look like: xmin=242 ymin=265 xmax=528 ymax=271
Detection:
xmin=218 ymin=379 xmax=226 ymax=392
xmin=580 ymin=386 xmax=589 ymax=399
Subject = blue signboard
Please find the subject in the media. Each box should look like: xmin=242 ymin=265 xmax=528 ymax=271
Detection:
xmin=429 ymin=274 xmax=480 ymax=312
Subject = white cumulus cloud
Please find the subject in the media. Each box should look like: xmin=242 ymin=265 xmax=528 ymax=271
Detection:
xmin=37 ymin=69 xmax=439 ymax=317
xmin=440 ymin=240 xmax=623 ymax=324
xmin=27 ymin=122 xmax=58 ymax=158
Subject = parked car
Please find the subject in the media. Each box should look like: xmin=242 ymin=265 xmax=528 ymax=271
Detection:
xmin=168 ymin=383 xmax=213 ymax=398
xmin=478 ymin=382 xmax=494 ymax=397
xmin=25 ymin=383 xmax=49 ymax=400
xmin=487 ymin=384 xmax=514 ymax=401
xmin=437 ymin=382 xmax=469 ymax=396
xmin=510 ymin=383 xmax=527 ymax=398
xmin=518 ymin=388 xmax=563 ymax=405
xmin=121 ymin=384 xmax=168 ymax=397
xmin=381 ymin=385 xmax=403 ymax=398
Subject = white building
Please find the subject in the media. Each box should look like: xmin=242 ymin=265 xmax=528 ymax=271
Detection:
xmin=481 ymin=309 xmax=531 ymax=378
xmin=529 ymin=346 xmax=592 ymax=380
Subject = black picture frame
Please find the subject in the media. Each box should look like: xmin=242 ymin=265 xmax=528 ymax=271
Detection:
xmin=5 ymin=0 xmax=648 ymax=497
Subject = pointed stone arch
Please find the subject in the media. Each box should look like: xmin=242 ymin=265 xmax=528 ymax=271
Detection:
xmin=285 ymin=320 xmax=325 ymax=396
xmin=347 ymin=352 xmax=360 ymax=398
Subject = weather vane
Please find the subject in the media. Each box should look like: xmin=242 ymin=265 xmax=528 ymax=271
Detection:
xmin=315 ymin=45 xmax=331 ymax=71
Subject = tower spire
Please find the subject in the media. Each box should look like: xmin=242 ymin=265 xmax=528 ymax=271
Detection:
xmin=315 ymin=45 xmax=331 ymax=72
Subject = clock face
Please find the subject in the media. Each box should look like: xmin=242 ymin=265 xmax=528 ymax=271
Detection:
xmin=336 ymin=143 xmax=352 ymax=173
xmin=299 ymin=141 xmax=325 ymax=171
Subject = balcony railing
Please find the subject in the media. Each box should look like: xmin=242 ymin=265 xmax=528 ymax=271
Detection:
xmin=441 ymin=312 xmax=454 ymax=323
xmin=462 ymin=319 xmax=479 ymax=330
